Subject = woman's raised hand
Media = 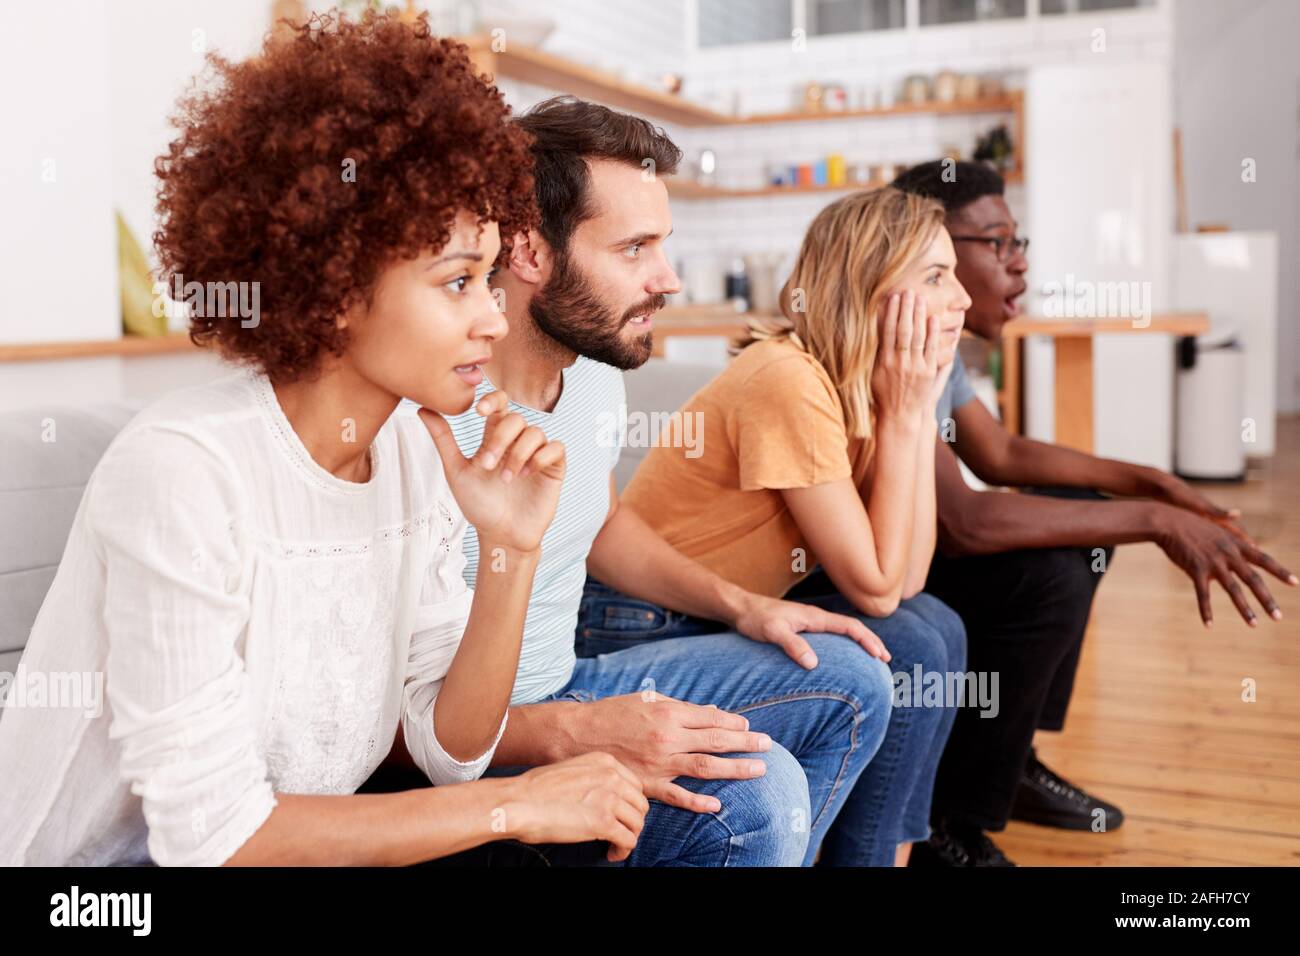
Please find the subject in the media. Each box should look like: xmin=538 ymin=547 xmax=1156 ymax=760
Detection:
xmin=871 ymin=289 xmax=940 ymax=422
xmin=418 ymin=391 xmax=565 ymax=555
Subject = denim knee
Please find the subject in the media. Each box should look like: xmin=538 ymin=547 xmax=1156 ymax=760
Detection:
xmin=797 ymin=634 xmax=894 ymax=754
xmin=855 ymin=654 xmax=895 ymax=755
xmin=902 ymin=593 xmax=967 ymax=674
xmin=713 ymin=742 xmax=811 ymax=867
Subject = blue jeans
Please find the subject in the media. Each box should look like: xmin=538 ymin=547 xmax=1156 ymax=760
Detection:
xmin=523 ymin=620 xmax=895 ymax=866
xmin=577 ymin=578 xmax=966 ymax=866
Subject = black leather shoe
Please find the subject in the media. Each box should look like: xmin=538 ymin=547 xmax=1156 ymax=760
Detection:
xmin=1010 ymin=749 xmax=1124 ymax=831
xmin=908 ymin=819 xmax=1016 ymax=867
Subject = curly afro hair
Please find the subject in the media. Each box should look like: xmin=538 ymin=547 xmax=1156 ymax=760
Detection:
xmin=154 ymin=11 xmax=538 ymax=382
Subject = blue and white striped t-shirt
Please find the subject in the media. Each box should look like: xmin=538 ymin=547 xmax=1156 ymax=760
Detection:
xmin=444 ymin=357 xmax=625 ymax=704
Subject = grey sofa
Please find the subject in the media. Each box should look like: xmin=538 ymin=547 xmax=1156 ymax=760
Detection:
xmin=613 ymin=359 xmax=719 ymax=491
xmin=0 ymin=402 xmax=146 ymax=675
xmin=0 ymin=360 xmax=720 ymax=675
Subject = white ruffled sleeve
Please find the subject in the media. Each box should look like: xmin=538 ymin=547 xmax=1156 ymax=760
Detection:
xmin=400 ymin=499 xmax=507 ymax=786
xmin=85 ymin=425 xmax=276 ymax=867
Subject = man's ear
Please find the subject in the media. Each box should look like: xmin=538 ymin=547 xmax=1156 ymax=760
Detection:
xmin=506 ymin=228 xmax=549 ymax=285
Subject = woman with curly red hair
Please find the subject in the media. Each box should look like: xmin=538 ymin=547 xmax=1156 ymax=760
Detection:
xmin=0 ymin=12 xmax=647 ymax=866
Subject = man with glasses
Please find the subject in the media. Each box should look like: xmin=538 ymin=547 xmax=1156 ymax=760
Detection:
xmin=892 ymin=160 xmax=1294 ymax=866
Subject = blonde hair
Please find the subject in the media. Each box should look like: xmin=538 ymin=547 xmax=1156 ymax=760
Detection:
xmin=738 ymin=187 xmax=945 ymax=440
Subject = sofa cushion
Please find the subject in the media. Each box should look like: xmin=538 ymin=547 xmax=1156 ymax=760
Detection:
xmin=0 ymin=403 xmax=142 ymax=655
xmin=615 ymin=359 xmax=720 ymax=492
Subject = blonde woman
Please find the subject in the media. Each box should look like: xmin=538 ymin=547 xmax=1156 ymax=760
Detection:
xmin=582 ymin=187 xmax=975 ymax=866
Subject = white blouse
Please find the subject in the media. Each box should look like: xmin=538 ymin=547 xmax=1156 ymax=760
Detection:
xmin=0 ymin=369 xmax=504 ymax=866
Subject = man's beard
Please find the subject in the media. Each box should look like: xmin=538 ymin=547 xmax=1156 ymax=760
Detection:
xmin=529 ymin=250 xmax=661 ymax=371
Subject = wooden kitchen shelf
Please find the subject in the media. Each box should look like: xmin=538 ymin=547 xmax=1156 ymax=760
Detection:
xmin=734 ymin=92 xmax=1023 ymax=125
xmin=459 ymin=35 xmax=733 ymax=127
xmin=0 ymin=333 xmax=199 ymax=363
xmin=668 ymin=179 xmax=880 ymax=199
xmin=457 ymin=37 xmax=1027 ymax=184
xmin=458 ymin=34 xmax=1024 ymax=135
xmin=667 ymin=168 xmax=1021 ymax=200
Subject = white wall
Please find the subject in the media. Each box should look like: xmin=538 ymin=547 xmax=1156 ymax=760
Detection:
xmin=1173 ymin=0 xmax=1300 ymax=414
xmin=110 ymin=0 xmax=270 ymax=265
xmin=0 ymin=0 xmax=115 ymax=347
xmin=0 ymin=1 xmax=266 ymax=413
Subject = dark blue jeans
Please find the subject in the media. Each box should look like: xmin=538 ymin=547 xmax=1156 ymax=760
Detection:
xmin=536 ymin=628 xmax=892 ymax=866
xmin=576 ymin=577 xmax=966 ymax=865
xmin=363 ymin=634 xmax=882 ymax=867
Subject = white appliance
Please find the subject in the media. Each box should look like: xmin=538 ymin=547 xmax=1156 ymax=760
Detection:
xmin=1175 ymin=329 xmax=1246 ymax=480
xmin=1172 ymin=232 xmax=1278 ymax=457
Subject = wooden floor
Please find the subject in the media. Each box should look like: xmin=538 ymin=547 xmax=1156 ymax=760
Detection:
xmin=997 ymin=416 xmax=1300 ymax=866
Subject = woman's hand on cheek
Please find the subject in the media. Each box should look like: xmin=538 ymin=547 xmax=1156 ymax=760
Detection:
xmin=871 ymin=289 xmax=940 ymax=422
xmin=418 ymin=392 xmax=566 ymax=555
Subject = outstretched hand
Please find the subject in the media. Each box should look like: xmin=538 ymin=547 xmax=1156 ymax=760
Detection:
xmin=1156 ymin=506 xmax=1296 ymax=627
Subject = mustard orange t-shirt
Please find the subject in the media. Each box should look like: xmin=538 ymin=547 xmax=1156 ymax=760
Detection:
xmin=622 ymin=337 xmax=873 ymax=598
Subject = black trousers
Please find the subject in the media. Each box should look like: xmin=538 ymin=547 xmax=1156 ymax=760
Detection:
xmin=356 ymin=762 xmax=612 ymax=867
xmin=924 ymin=487 xmax=1113 ymax=832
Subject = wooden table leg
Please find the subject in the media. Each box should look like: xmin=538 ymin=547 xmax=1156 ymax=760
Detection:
xmin=1054 ymin=337 xmax=1094 ymax=453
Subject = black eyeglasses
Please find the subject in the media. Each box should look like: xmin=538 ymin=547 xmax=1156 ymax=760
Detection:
xmin=950 ymin=235 xmax=1030 ymax=262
